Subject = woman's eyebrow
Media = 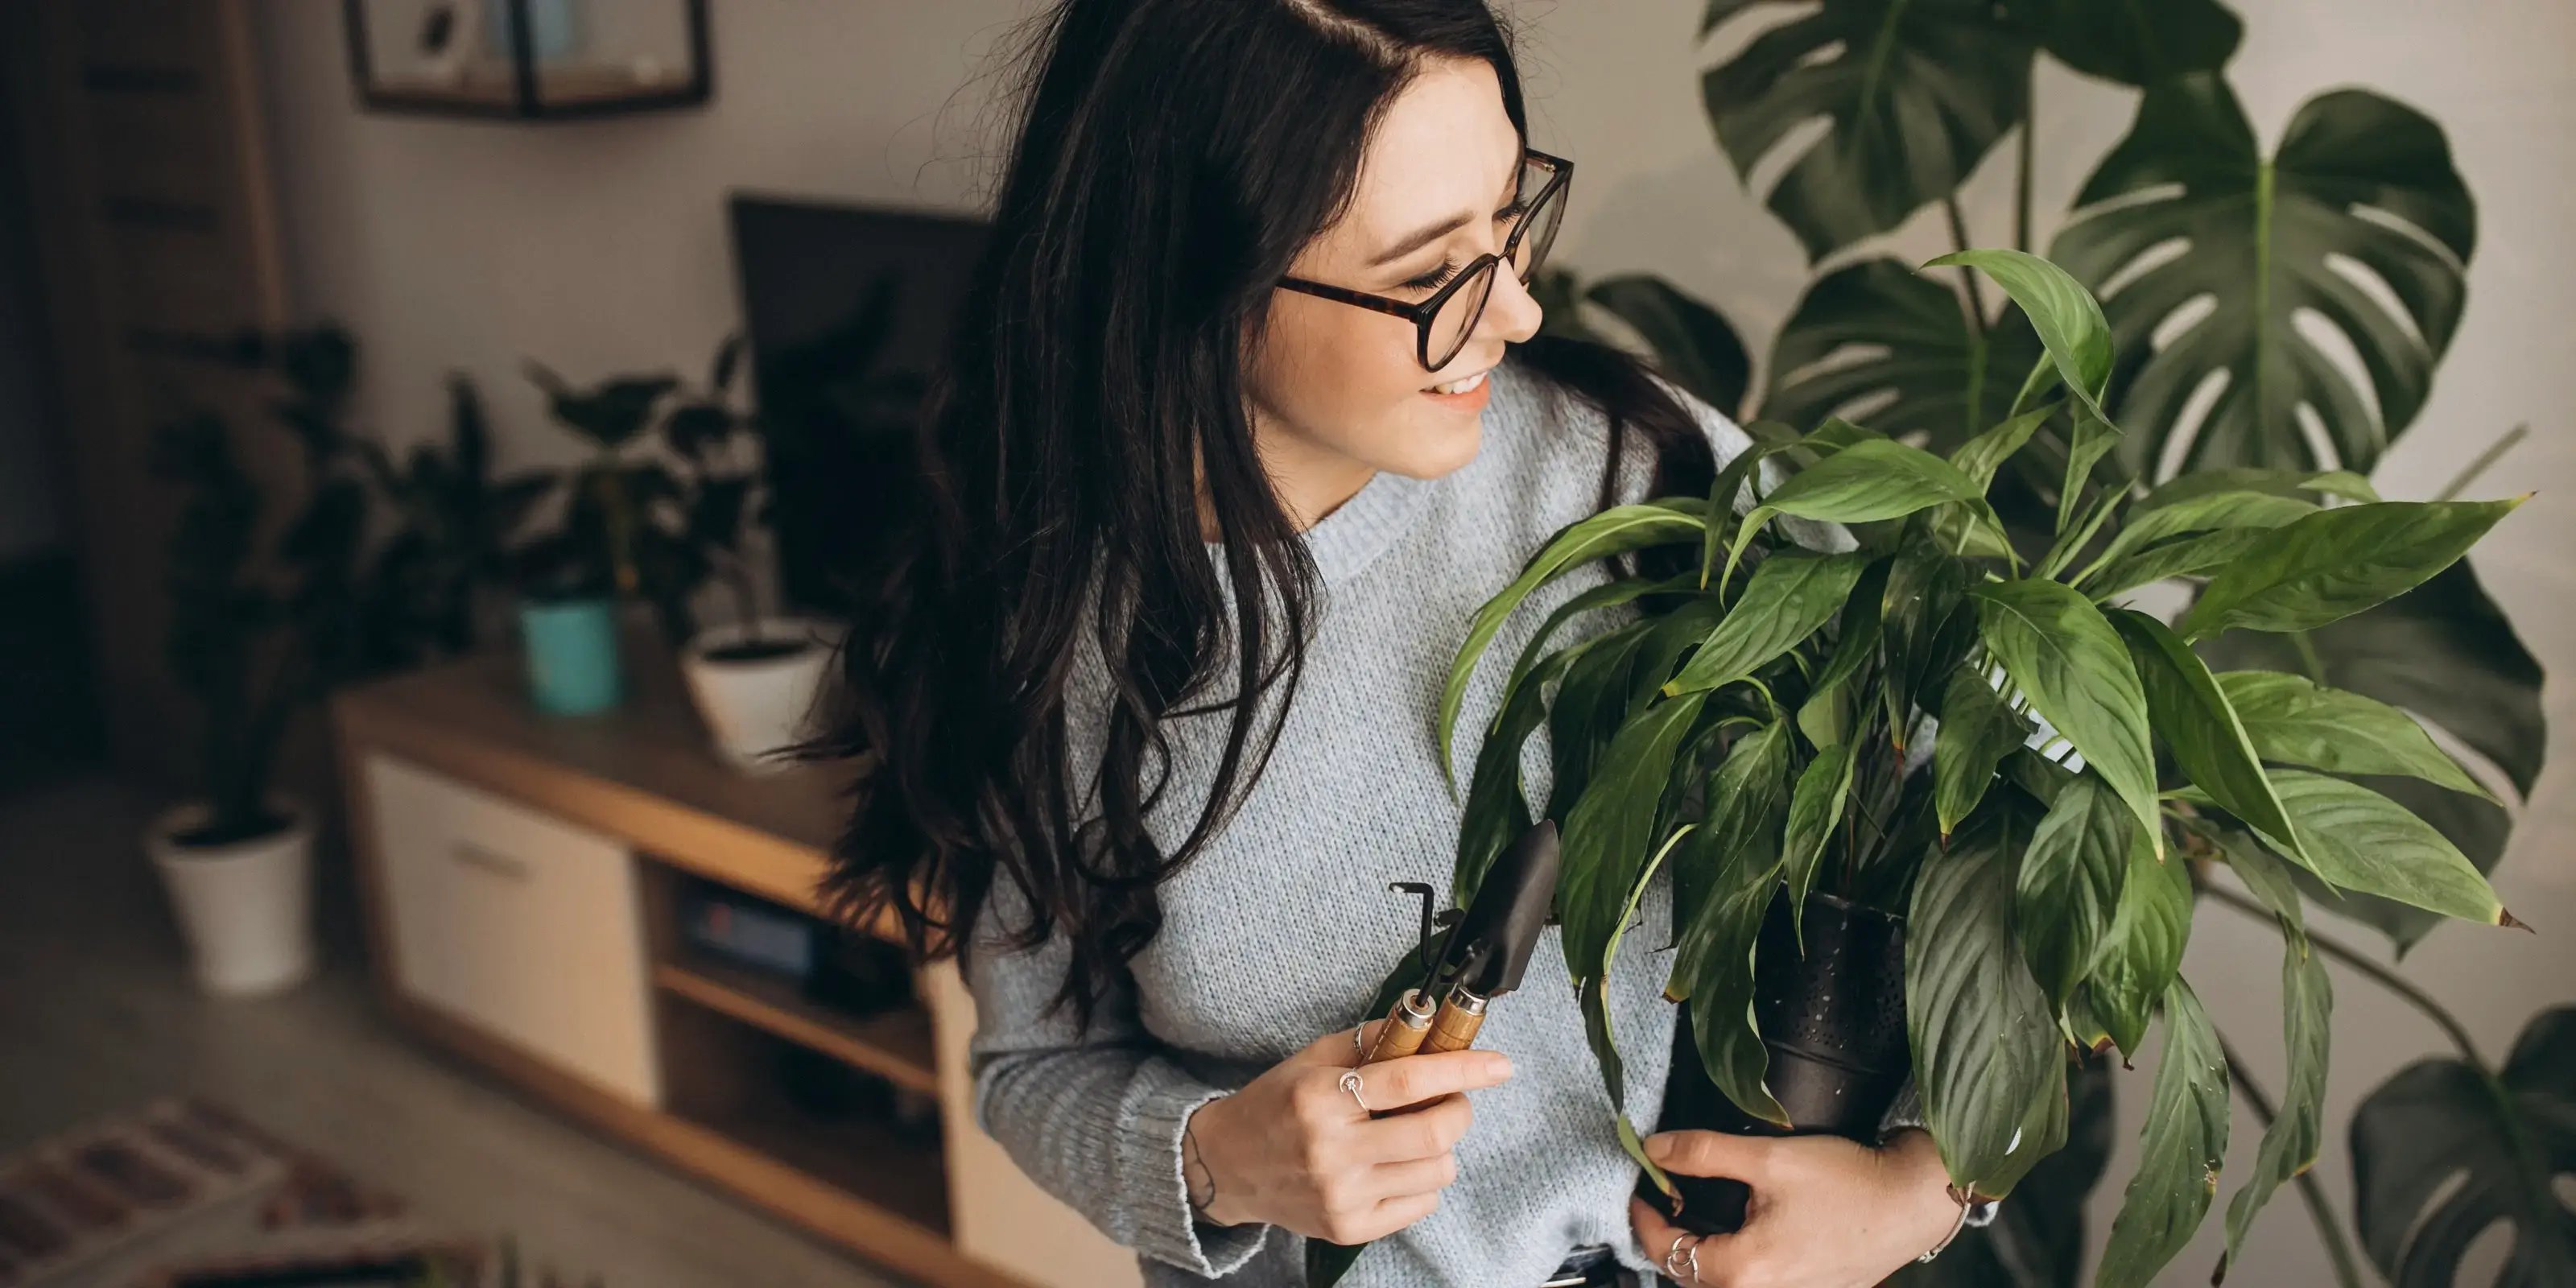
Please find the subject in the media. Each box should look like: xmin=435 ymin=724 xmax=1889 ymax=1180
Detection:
xmin=1368 ymin=211 xmax=1475 ymax=267
xmin=1365 ymin=165 xmax=1525 ymax=268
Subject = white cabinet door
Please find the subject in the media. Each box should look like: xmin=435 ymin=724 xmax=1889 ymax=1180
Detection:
xmin=365 ymin=753 xmax=660 ymax=1107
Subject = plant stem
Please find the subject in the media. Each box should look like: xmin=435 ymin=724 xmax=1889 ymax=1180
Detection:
xmin=2434 ymin=423 xmax=2529 ymax=502
xmin=2015 ymin=68 xmax=2035 ymax=254
xmin=2289 ymin=631 xmax=2327 ymax=685
xmin=2204 ymin=885 xmax=2486 ymax=1067
xmin=1944 ymin=196 xmax=1990 ymax=337
xmin=2214 ymin=1030 xmax=2369 ymax=1288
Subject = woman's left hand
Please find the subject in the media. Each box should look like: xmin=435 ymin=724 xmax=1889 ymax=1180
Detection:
xmin=1627 ymin=1127 xmax=1963 ymax=1288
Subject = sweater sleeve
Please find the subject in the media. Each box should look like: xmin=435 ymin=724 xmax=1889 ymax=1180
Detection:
xmin=964 ymin=878 xmax=1273 ymax=1279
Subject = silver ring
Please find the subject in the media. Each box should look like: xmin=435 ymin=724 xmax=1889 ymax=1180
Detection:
xmin=1353 ymin=1025 xmax=1365 ymax=1053
xmin=1338 ymin=1068 xmax=1369 ymax=1112
xmin=1662 ymin=1232 xmax=1701 ymax=1282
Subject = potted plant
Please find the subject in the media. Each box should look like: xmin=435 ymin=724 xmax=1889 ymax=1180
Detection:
xmin=1435 ymin=252 xmax=2528 ymax=1288
xmin=658 ymin=335 xmax=836 ymax=773
xmin=144 ymin=329 xmax=377 ymax=997
xmin=353 ymin=374 xmax=557 ymax=670
xmin=515 ymin=360 xmax=692 ymax=715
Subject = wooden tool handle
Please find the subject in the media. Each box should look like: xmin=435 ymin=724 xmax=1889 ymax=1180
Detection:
xmin=1360 ymin=989 xmax=1435 ymax=1064
xmin=1422 ymin=992 xmax=1488 ymax=1055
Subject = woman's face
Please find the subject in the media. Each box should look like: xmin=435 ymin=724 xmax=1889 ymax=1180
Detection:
xmin=1245 ymin=56 xmax=1545 ymax=525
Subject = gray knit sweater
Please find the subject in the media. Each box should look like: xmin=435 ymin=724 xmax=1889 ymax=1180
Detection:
xmin=964 ymin=361 xmax=1818 ymax=1287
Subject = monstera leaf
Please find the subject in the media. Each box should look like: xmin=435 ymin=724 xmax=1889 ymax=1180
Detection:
xmin=1764 ymin=258 xmax=2044 ymax=448
xmin=1700 ymin=0 xmax=2033 ymax=262
xmin=2201 ymin=560 xmax=2545 ymax=949
xmin=2350 ymin=1007 xmax=2576 ymax=1286
xmin=1532 ymin=270 xmax=1753 ymax=417
xmin=1587 ymin=275 xmax=1753 ymax=415
xmin=2052 ymin=74 xmax=2475 ymax=479
xmin=2020 ymin=0 xmax=2243 ymax=87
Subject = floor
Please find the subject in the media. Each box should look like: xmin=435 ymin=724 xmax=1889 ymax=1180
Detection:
xmin=0 ymin=774 xmax=912 ymax=1288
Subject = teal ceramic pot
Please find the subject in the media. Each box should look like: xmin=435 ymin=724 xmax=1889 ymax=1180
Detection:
xmin=520 ymin=596 xmax=622 ymax=715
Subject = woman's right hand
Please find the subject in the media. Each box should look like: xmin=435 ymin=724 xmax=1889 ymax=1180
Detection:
xmin=1182 ymin=1019 xmax=1514 ymax=1245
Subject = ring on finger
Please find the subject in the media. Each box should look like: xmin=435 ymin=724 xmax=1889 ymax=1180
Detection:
xmin=1338 ymin=1068 xmax=1370 ymax=1113
xmin=1662 ymin=1232 xmax=1702 ymax=1282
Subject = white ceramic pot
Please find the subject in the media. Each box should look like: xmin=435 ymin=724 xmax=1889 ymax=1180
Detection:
xmin=146 ymin=799 xmax=316 ymax=997
xmin=679 ymin=617 xmax=838 ymax=774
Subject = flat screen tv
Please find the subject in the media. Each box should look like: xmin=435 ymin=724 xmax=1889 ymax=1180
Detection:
xmin=726 ymin=195 xmax=987 ymax=621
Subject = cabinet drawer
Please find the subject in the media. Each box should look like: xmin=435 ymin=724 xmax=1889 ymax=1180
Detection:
xmin=363 ymin=753 xmax=660 ymax=1107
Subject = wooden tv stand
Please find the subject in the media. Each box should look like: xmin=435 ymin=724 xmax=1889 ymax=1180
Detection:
xmin=330 ymin=650 xmax=1143 ymax=1288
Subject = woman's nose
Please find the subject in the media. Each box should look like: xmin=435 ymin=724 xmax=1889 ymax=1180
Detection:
xmin=1480 ymin=266 xmax=1544 ymax=345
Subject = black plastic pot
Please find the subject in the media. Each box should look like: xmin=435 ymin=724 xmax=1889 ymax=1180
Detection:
xmin=1636 ymin=889 xmax=1910 ymax=1236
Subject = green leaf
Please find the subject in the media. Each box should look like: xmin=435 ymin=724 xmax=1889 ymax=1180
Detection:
xmin=2057 ymin=407 xmax=2124 ymax=534
xmin=1684 ymin=879 xmax=1792 ymax=1129
xmin=2264 ymin=770 xmax=2509 ymax=928
xmin=2135 ymin=468 xmax=2381 ymax=512
xmin=2051 ymin=76 xmax=2478 ymax=477
xmin=1781 ymin=741 xmax=1857 ymax=925
xmin=2089 ymin=834 xmax=2190 ymax=1060
xmin=2351 ymin=1007 xmax=2576 ymax=1286
xmin=2112 ymin=610 xmax=2311 ymax=869
xmin=1887 ymin=1061 xmax=2116 ymax=1288
xmin=1703 ymin=447 xmax=1785 ymax=586
xmin=1722 ymin=440 xmax=1988 ymax=590
xmin=2015 ymin=773 xmax=2134 ymax=1009
xmin=1558 ymin=695 xmax=1709 ymax=981
xmin=1671 ymin=721 xmax=1795 ymax=1003
xmin=1883 ymin=545 xmax=1975 ymax=753
xmin=2078 ymin=490 xmax=2319 ymax=590
xmin=2201 ymin=560 xmax=2545 ymax=800
xmin=1497 ymin=576 xmax=1695 ymax=737
xmin=1907 ymin=803 xmax=2062 ymax=1199
xmin=1545 ymin=622 xmax=1655 ymax=822
xmin=2086 ymin=527 xmax=2274 ymax=601
xmin=1582 ymin=824 xmax=1695 ymax=1206
xmin=1951 ymin=405 xmax=2055 ymax=492
xmin=1797 ymin=558 xmax=1893 ymax=748
xmin=1971 ymin=580 xmax=2161 ymax=855
xmin=1764 ymin=259 xmax=2046 ymax=451
xmin=2216 ymin=671 xmax=2492 ymax=801
xmin=1587 ymin=275 xmax=1752 ymax=415
xmin=2220 ymin=944 xmax=2333 ymax=1278
xmin=1933 ymin=666 xmax=2028 ymax=837
xmin=2095 ymin=978 xmax=2230 ymax=1288
xmin=1925 ymin=249 xmax=2114 ymax=415
xmin=1667 ymin=550 xmax=1871 ymax=695
xmin=2025 ymin=0 xmax=2242 ymax=87
xmin=1453 ymin=650 xmax=1575 ymax=911
xmin=1439 ymin=502 xmax=1705 ymax=782
xmin=2178 ymin=498 xmax=2525 ymax=639
xmin=1699 ymin=1 xmax=2033 ymax=262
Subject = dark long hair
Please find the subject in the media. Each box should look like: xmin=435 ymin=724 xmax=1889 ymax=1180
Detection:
xmin=803 ymin=0 xmax=1716 ymax=1032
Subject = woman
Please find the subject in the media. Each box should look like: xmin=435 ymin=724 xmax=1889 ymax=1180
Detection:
xmin=810 ymin=2 xmax=1971 ymax=1284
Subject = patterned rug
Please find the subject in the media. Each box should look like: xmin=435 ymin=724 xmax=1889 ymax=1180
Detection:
xmin=0 ymin=1099 xmax=469 ymax=1287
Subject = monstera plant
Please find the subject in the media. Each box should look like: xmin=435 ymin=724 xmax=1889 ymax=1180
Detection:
xmin=1527 ymin=2 xmax=2552 ymax=1283
xmin=1440 ymin=251 xmax=2529 ymax=1288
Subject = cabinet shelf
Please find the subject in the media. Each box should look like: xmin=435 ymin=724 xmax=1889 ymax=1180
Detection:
xmin=654 ymin=956 xmax=939 ymax=1096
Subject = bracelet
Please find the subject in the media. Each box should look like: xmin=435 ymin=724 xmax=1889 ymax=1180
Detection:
xmin=1917 ymin=1184 xmax=1979 ymax=1264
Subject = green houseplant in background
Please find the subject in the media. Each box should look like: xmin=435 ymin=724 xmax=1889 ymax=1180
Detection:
xmin=514 ymin=356 xmax=696 ymax=715
xmin=147 ymin=325 xmax=554 ymax=993
xmin=1443 ymin=251 xmax=2529 ymax=1288
xmin=1521 ymin=2 xmax=2554 ymax=1284
xmin=659 ymin=334 xmax=837 ymax=773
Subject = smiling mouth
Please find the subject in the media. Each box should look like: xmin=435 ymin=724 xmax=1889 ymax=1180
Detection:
xmin=1426 ymin=369 xmax=1490 ymax=396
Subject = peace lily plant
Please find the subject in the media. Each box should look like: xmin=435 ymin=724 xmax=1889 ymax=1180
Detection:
xmin=1439 ymin=250 xmax=2527 ymax=1288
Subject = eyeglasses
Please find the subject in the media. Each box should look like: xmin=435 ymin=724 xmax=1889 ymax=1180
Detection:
xmin=1276 ymin=149 xmax=1571 ymax=372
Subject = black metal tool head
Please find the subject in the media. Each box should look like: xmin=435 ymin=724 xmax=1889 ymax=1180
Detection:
xmin=1443 ymin=821 xmax=1560 ymax=998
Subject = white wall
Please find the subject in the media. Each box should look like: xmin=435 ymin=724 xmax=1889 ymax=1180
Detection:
xmin=254 ymin=2 xmax=2574 ymax=1283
